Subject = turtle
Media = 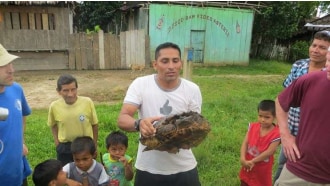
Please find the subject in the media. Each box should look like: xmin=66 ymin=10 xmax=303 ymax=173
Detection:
xmin=140 ymin=111 xmax=211 ymax=154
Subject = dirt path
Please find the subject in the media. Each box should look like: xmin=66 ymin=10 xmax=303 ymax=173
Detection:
xmin=15 ymin=69 xmax=154 ymax=109
xmin=15 ymin=69 xmax=284 ymax=109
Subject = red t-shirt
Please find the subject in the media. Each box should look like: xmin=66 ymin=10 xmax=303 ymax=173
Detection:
xmin=278 ymin=71 xmax=330 ymax=183
xmin=239 ymin=122 xmax=280 ymax=186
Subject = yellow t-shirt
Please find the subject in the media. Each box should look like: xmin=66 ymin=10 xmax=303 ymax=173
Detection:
xmin=48 ymin=96 xmax=98 ymax=142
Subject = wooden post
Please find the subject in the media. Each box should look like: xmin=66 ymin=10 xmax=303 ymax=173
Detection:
xmin=183 ymin=48 xmax=192 ymax=80
xmin=98 ymin=30 xmax=105 ymax=69
xmin=41 ymin=13 xmax=49 ymax=30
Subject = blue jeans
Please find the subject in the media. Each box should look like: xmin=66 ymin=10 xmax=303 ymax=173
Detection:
xmin=273 ymin=146 xmax=287 ymax=183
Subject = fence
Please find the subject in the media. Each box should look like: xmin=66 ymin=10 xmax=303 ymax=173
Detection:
xmin=68 ymin=29 xmax=149 ymax=70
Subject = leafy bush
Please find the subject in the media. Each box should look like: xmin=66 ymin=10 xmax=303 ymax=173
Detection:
xmin=86 ymin=25 xmax=101 ymax=35
xmin=290 ymin=40 xmax=309 ymax=62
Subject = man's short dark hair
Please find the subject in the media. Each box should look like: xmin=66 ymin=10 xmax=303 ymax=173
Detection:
xmin=155 ymin=42 xmax=181 ymax=60
xmin=313 ymin=30 xmax=330 ymax=42
xmin=32 ymin=159 xmax=62 ymax=186
xmin=56 ymin=74 xmax=78 ymax=91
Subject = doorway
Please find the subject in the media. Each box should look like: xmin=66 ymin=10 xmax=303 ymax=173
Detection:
xmin=190 ymin=30 xmax=205 ymax=63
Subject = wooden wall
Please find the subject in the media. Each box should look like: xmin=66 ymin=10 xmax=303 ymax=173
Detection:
xmin=0 ymin=5 xmax=71 ymax=70
xmin=0 ymin=6 xmax=70 ymax=50
xmin=0 ymin=5 xmax=148 ymax=70
xmin=10 ymin=29 xmax=148 ymax=71
xmin=68 ymin=29 xmax=148 ymax=70
xmin=12 ymin=51 xmax=68 ymax=70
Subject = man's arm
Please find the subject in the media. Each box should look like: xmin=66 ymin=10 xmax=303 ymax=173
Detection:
xmin=51 ymin=125 xmax=60 ymax=146
xmin=117 ymin=103 xmax=161 ymax=137
xmin=22 ymin=116 xmax=28 ymax=155
xmin=90 ymin=101 xmax=98 ymax=145
xmin=283 ymin=64 xmax=296 ymax=88
xmin=92 ymin=124 xmax=98 ymax=158
xmin=117 ymin=103 xmax=139 ymax=132
xmin=92 ymin=124 xmax=98 ymax=145
xmin=275 ymin=97 xmax=300 ymax=162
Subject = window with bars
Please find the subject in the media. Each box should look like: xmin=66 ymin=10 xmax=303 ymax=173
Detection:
xmin=4 ymin=12 xmax=55 ymax=30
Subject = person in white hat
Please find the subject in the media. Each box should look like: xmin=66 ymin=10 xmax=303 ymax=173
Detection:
xmin=0 ymin=44 xmax=32 ymax=186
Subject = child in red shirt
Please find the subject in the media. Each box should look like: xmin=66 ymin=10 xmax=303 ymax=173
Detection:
xmin=239 ymin=100 xmax=281 ymax=186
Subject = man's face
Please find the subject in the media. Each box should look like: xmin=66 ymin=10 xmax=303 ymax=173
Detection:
xmin=57 ymin=82 xmax=78 ymax=105
xmin=153 ymin=47 xmax=182 ymax=84
xmin=0 ymin=63 xmax=14 ymax=89
xmin=309 ymin=39 xmax=330 ymax=63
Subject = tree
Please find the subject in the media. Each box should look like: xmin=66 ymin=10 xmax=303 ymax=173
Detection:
xmin=318 ymin=1 xmax=330 ymax=15
xmin=253 ymin=1 xmax=319 ymax=41
xmin=251 ymin=1 xmax=324 ymax=60
xmin=73 ymin=1 xmax=124 ymax=33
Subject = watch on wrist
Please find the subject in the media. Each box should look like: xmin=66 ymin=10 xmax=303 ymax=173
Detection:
xmin=134 ymin=119 xmax=141 ymax=131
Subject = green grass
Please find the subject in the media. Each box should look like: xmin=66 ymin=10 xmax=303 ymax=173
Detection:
xmin=25 ymin=60 xmax=292 ymax=185
xmin=194 ymin=59 xmax=291 ymax=76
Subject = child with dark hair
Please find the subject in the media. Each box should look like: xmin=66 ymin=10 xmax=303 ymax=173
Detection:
xmin=32 ymin=159 xmax=80 ymax=186
xmin=63 ymin=136 xmax=109 ymax=186
xmin=103 ymin=131 xmax=134 ymax=186
xmin=239 ymin=100 xmax=281 ymax=186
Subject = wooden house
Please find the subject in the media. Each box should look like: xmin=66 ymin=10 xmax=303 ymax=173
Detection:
xmin=304 ymin=14 xmax=330 ymax=31
xmin=124 ymin=1 xmax=263 ymax=65
xmin=0 ymin=1 xmax=73 ymax=70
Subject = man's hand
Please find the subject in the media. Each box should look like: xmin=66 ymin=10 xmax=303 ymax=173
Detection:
xmin=23 ymin=143 xmax=28 ymax=156
xmin=281 ymin=133 xmax=300 ymax=162
xmin=139 ymin=116 xmax=162 ymax=137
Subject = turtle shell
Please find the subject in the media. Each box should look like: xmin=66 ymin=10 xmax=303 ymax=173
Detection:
xmin=140 ymin=111 xmax=211 ymax=153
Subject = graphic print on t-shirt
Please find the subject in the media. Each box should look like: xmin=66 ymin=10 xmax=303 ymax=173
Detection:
xmin=160 ymin=99 xmax=172 ymax=115
xmin=79 ymin=114 xmax=85 ymax=122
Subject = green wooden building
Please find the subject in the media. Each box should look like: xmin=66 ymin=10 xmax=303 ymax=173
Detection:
xmin=150 ymin=4 xmax=253 ymax=65
xmin=125 ymin=2 xmax=259 ymax=65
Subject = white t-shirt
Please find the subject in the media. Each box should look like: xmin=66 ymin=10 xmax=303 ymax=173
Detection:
xmin=124 ymin=74 xmax=202 ymax=175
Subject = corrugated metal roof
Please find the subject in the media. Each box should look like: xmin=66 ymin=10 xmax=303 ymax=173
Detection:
xmin=126 ymin=1 xmax=266 ymax=13
xmin=304 ymin=23 xmax=330 ymax=31
xmin=305 ymin=14 xmax=330 ymax=31
xmin=309 ymin=14 xmax=330 ymax=23
xmin=0 ymin=1 xmax=75 ymax=6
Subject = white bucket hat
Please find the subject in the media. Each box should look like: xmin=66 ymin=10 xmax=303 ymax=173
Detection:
xmin=0 ymin=44 xmax=19 ymax=66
